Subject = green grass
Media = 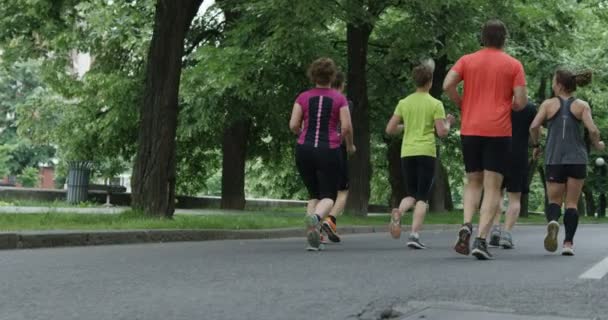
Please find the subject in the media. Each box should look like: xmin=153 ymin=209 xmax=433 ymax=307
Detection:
xmin=0 ymin=209 xmax=607 ymax=231
xmin=0 ymin=199 xmax=101 ymax=208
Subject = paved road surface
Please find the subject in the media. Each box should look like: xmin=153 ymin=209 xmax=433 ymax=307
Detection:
xmin=1 ymin=225 xmax=607 ymax=320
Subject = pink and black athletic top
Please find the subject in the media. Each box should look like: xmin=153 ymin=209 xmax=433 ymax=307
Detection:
xmin=295 ymin=88 xmax=348 ymax=149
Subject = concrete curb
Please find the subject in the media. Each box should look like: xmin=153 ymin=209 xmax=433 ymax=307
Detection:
xmin=0 ymin=224 xmax=459 ymax=250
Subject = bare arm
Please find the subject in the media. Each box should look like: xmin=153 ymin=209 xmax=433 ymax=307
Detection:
xmin=512 ymin=86 xmax=528 ymax=111
xmin=529 ymin=101 xmax=548 ymax=146
xmin=442 ymin=70 xmax=462 ymax=107
xmin=580 ymin=102 xmax=604 ymax=149
xmin=289 ymin=103 xmax=303 ymax=135
xmin=340 ymin=107 xmax=355 ymax=153
xmin=434 ymin=114 xmax=455 ymax=138
xmin=385 ymin=115 xmax=403 ymax=136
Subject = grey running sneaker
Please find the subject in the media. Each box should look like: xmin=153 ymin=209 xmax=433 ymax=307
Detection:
xmin=305 ymin=215 xmax=321 ymax=251
xmin=320 ymin=228 xmax=329 ymax=244
xmin=499 ymin=231 xmax=514 ymax=249
xmin=407 ymin=234 xmax=426 ymax=249
xmin=471 ymin=238 xmax=494 ymax=260
xmin=454 ymin=224 xmax=472 ymax=255
xmin=544 ymin=221 xmax=560 ymax=253
xmin=489 ymin=226 xmax=501 ymax=247
xmin=561 ymin=241 xmax=575 ymax=256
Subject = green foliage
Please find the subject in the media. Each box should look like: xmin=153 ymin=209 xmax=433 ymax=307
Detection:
xmin=2 ymin=0 xmax=608 ymax=209
xmin=17 ymin=166 xmax=39 ymax=187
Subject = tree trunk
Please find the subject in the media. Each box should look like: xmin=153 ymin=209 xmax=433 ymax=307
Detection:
xmin=583 ymin=185 xmax=595 ymax=217
xmin=386 ymin=138 xmax=405 ymax=208
xmin=428 ymin=53 xmax=453 ymax=212
xmin=429 ymin=158 xmax=454 ymax=212
xmin=131 ymin=0 xmax=203 ymax=217
xmin=345 ymin=19 xmax=373 ymax=216
xmin=221 ymin=119 xmax=250 ymax=210
xmin=521 ymin=157 xmax=539 ymax=217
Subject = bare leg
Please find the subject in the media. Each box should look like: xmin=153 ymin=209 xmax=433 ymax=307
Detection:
xmin=504 ymin=192 xmax=522 ymax=231
xmin=478 ymin=171 xmax=504 ymax=239
xmin=411 ymin=201 xmax=428 ymax=233
xmin=329 ymin=190 xmax=348 ymax=217
xmin=464 ymin=172 xmax=484 ymax=224
xmin=390 ymin=196 xmax=416 ymax=239
xmin=306 ymin=199 xmax=319 ymax=215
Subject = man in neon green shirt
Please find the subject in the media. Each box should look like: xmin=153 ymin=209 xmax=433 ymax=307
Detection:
xmin=385 ymin=60 xmax=455 ymax=249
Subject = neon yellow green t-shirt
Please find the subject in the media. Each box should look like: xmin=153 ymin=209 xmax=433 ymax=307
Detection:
xmin=393 ymin=92 xmax=446 ymax=158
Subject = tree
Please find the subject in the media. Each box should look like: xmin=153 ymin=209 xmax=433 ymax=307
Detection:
xmin=131 ymin=0 xmax=204 ymax=217
xmin=344 ymin=0 xmax=392 ymax=216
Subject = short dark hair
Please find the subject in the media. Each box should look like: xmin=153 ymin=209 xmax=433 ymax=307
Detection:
xmin=481 ymin=19 xmax=507 ymax=48
xmin=555 ymin=68 xmax=592 ymax=93
xmin=331 ymin=71 xmax=345 ymax=89
xmin=412 ymin=64 xmax=433 ymax=87
xmin=307 ymin=58 xmax=337 ymax=86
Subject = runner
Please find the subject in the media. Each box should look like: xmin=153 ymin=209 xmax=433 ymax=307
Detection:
xmin=530 ymin=68 xmax=604 ymax=256
xmin=321 ymin=71 xmax=351 ymax=243
xmin=386 ymin=60 xmax=454 ymax=249
xmin=443 ymin=19 xmax=528 ymax=260
xmin=489 ymin=101 xmax=538 ymax=249
xmin=289 ymin=57 xmax=356 ymax=251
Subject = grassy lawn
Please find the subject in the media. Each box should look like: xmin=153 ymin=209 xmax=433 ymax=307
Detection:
xmin=0 ymin=209 xmax=607 ymax=231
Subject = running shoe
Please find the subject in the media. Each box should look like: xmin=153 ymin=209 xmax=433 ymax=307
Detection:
xmin=454 ymin=223 xmax=472 ymax=255
xmin=544 ymin=221 xmax=560 ymax=253
xmin=489 ymin=226 xmax=501 ymax=247
xmin=305 ymin=215 xmax=321 ymax=251
xmin=471 ymin=238 xmax=494 ymax=260
xmin=562 ymin=241 xmax=575 ymax=256
xmin=322 ymin=218 xmax=341 ymax=243
xmin=407 ymin=234 xmax=426 ymax=249
xmin=389 ymin=208 xmax=402 ymax=239
xmin=499 ymin=230 xmax=514 ymax=249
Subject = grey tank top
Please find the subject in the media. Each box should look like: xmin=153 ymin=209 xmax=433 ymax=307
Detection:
xmin=544 ymin=97 xmax=588 ymax=165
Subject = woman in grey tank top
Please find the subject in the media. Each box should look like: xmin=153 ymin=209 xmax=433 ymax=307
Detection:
xmin=530 ymin=68 xmax=604 ymax=256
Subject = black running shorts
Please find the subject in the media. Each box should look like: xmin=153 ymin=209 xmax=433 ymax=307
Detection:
xmin=401 ymin=156 xmax=436 ymax=202
xmin=295 ymin=144 xmax=341 ymax=201
xmin=461 ymin=135 xmax=512 ymax=175
xmin=546 ymin=164 xmax=587 ymax=183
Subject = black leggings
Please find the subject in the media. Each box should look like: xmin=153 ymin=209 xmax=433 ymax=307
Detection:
xmin=295 ymin=144 xmax=340 ymax=201
xmin=401 ymin=156 xmax=436 ymax=202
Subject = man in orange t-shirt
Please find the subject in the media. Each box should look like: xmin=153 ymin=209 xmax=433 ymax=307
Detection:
xmin=443 ymin=19 xmax=528 ymax=260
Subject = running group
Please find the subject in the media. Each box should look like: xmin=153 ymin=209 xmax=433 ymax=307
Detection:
xmin=288 ymin=19 xmax=605 ymax=259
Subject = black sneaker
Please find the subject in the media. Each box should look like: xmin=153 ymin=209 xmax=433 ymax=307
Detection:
xmin=407 ymin=234 xmax=426 ymax=249
xmin=454 ymin=224 xmax=472 ymax=255
xmin=471 ymin=238 xmax=494 ymax=260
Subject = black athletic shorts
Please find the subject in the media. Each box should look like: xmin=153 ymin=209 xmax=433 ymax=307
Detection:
xmin=461 ymin=135 xmax=512 ymax=175
xmin=546 ymin=164 xmax=587 ymax=183
xmin=401 ymin=156 xmax=436 ymax=202
xmin=295 ymin=144 xmax=341 ymax=201
xmin=502 ymin=162 xmax=529 ymax=194
xmin=337 ymin=144 xmax=349 ymax=191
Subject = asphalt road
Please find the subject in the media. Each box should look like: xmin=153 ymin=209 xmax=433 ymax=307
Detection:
xmin=2 ymin=225 xmax=607 ymax=320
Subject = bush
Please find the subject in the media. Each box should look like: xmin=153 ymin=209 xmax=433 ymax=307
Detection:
xmin=18 ymin=167 xmax=40 ymax=188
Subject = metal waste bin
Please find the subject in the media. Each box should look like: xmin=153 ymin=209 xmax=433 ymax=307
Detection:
xmin=67 ymin=161 xmax=93 ymax=204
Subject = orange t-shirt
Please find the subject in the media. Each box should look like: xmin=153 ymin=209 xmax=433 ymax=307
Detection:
xmin=452 ymin=48 xmax=526 ymax=137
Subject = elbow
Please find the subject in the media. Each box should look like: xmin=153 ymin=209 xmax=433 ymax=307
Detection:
xmin=385 ymin=125 xmax=393 ymax=136
xmin=442 ymin=82 xmax=451 ymax=92
xmin=289 ymin=123 xmax=299 ymax=135
xmin=514 ymin=97 xmax=528 ymax=111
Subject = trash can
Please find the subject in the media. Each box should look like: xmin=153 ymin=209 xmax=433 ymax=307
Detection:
xmin=67 ymin=161 xmax=93 ymax=204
